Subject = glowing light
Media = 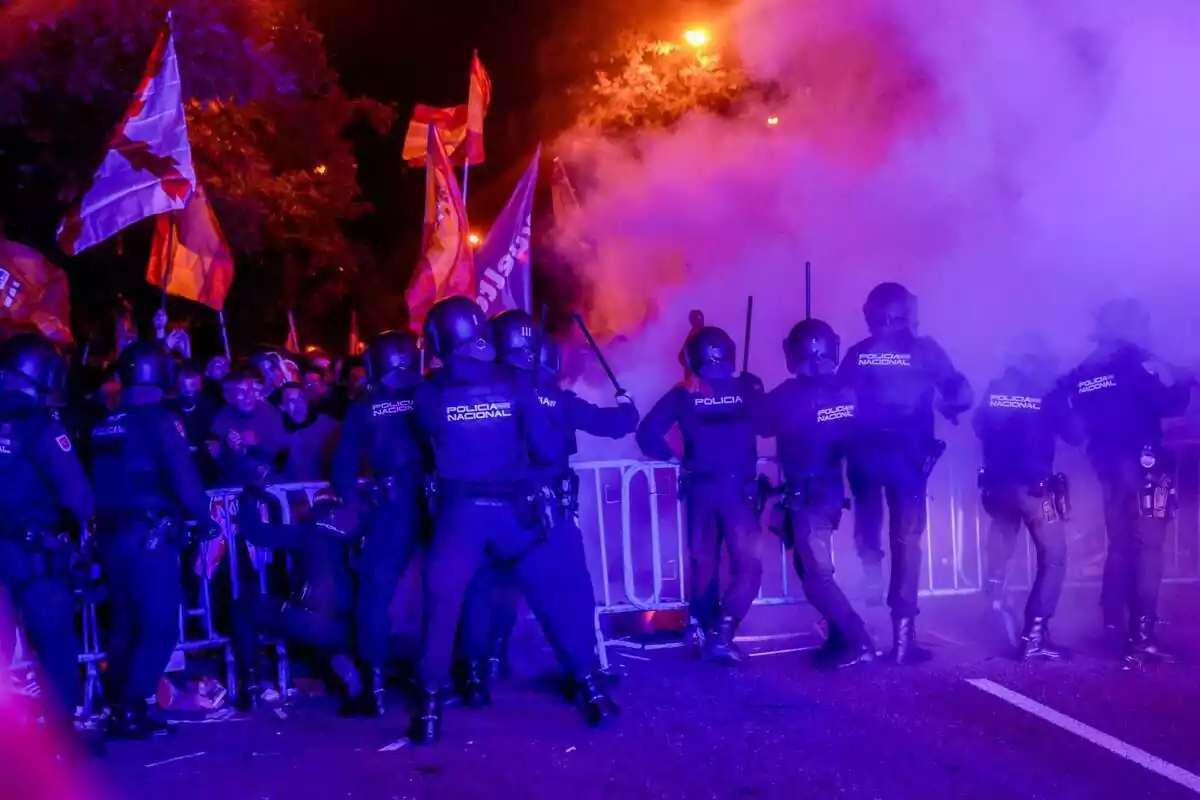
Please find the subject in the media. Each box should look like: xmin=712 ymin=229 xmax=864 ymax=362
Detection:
xmin=766 ymin=116 xmax=780 ymax=126
xmin=468 ymin=232 xmax=482 ymax=247
xmin=313 ymin=164 xmax=327 ymax=175
xmin=683 ymin=29 xmax=709 ymax=48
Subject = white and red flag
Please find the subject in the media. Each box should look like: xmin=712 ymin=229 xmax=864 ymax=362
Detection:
xmin=58 ymin=13 xmax=195 ymax=255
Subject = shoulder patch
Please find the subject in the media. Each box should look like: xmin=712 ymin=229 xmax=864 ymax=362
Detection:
xmin=56 ymin=434 xmax=72 ymax=453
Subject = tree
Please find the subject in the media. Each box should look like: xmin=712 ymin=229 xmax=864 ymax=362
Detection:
xmin=0 ymin=0 xmax=394 ymax=350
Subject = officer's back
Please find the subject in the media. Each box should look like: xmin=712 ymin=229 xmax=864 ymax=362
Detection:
xmin=756 ymin=372 xmax=855 ymax=484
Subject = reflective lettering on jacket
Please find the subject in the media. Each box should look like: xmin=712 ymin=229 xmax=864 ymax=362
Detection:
xmin=447 ymin=402 xmax=514 ymax=422
xmin=857 ymin=353 xmax=912 ymax=367
xmin=1078 ymin=375 xmax=1116 ymax=393
xmin=372 ymin=400 xmax=414 ymax=417
xmin=989 ymin=394 xmax=1042 ymax=411
xmin=817 ymin=404 xmax=854 ymax=423
xmin=694 ymin=395 xmax=743 ymax=407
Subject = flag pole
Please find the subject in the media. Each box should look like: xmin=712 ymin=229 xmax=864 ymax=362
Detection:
xmin=160 ymin=218 xmax=175 ymax=311
xmin=287 ymin=309 xmax=300 ymax=352
xmin=218 ymin=310 xmax=232 ymax=360
xmin=460 ymin=51 xmax=475 ymax=205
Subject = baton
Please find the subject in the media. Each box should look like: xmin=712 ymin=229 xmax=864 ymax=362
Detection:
xmin=742 ymin=296 xmax=753 ymax=374
xmin=572 ymin=312 xmax=625 ymax=396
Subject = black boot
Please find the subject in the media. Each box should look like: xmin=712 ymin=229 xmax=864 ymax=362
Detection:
xmin=361 ymin=667 xmax=387 ymax=718
xmin=333 ymin=655 xmax=366 ymax=717
xmin=888 ymin=616 xmax=932 ymax=666
xmin=1018 ymin=617 xmax=1071 ymax=662
xmin=233 ymin=669 xmax=261 ymax=713
xmin=408 ymin=689 xmax=443 ymax=746
xmin=457 ymin=660 xmax=491 ymax=709
xmin=106 ymin=699 xmax=170 ymax=740
xmin=704 ymin=616 xmax=745 ymax=664
xmin=815 ymin=626 xmax=877 ymax=671
xmin=683 ymin=616 xmax=706 ymax=656
xmin=1126 ymin=616 xmax=1176 ymax=664
xmin=573 ymin=672 xmax=619 ymax=728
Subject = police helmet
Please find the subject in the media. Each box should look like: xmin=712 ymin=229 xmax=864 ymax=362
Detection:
xmin=423 ymin=296 xmax=495 ymax=362
xmin=366 ymin=330 xmax=420 ymax=383
xmin=783 ymin=319 xmax=840 ymax=375
xmin=539 ymin=338 xmax=562 ymax=381
xmin=1093 ymin=298 xmax=1149 ymax=348
xmin=490 ymin=310 xmax=539 ymax=371
xmin=684 ymin=326 xmax=737 ymax=380
xmin=0 ymin=332 xmax=66 ymax=402
xmin=863 ymin=282 xmax=917 ymax=335
xmin=117 ymin=341 xmax=173 ymax=389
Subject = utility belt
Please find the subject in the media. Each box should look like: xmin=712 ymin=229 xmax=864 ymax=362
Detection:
xmin=434 ymin=479 xmax=540 ymax=529
xmin=94 ymin=510 xmax=185 ymax=551
xmin=978 ymin=469 xmax=1071 ymax=522
xmin=1138 ymin=448 xmax=1178 ymax=520
xmin=2 ymin=521 xmax=76 ymax=581
xmin=766 ymin=475 xmax=851 ymax=547
xmin=529 ymin=471 xmax=581 ymax=532
xmin=858 ymin=429 xmax=946 ymax=478
xmin=372 ymin=473 xmax=417 ymax=505
xmin=681 ymin=471 xmax=761 ymax=511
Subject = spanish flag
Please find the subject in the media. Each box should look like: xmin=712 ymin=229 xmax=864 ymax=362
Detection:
xmin=404 ymin=126 xmax=474 ymax=330
xmin=401 ymin=50 xmax=492 ymax=166
xmin=146 ymin=184 xmax=235 ymax=311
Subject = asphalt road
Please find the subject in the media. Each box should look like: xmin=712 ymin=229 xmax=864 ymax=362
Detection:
xmin=90 ymin=584 xmax=1200 ymax=800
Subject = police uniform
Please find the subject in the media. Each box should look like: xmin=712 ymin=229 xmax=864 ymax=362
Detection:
xmin=838 ymin=282 xmax=972 ymax=663
xmin=457 ymin=321 xmax=638 ymax=697
xmin=973 ymin=348 xmax=1080 ymax=660
xmin=89 ymin=343 xmax=213 ymax=738
xmin=0 ymin=334 xmax=94 ymax=735
xmin=329 ymin=330 xmax=425 ymax=716
xmin=754 ymin=319 xmax=874 ymax=669
xmin=637 ymin=326 xmax=764 ymax=663
xmin=410 ymin=297 xmax=615 ymax=745
xmin=1061 ymin=302 xmax=1190 ymax=661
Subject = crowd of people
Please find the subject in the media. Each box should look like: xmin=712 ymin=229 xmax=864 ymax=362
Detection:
xmin=0 ymin=282 xmax=1189 ymax=762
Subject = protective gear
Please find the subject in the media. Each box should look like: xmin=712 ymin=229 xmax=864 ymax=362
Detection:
xmin=863 ymin=282 xmax=916 ymax=335
xmin=1018 ymin=617 xmax=1071 ymax=662
xmin=423 ymin=296 xmax=495 ymax=362
xmin=683 ymin=326 xmax=736 ymax=380
xmin=1093 ymin=298 xmax=1150 ymax=348
xmin=366 ymin=331 xmax=420 ymax=384
xmin=0 ymin=332 xmax=66 ymax=403
xmin=704 ymin=615 xmax=744 ymax=664
xmin=490 ymin=310 xmax=539 ymax=371
xmin=539 ymin=338 xmax=562 ymax=381
xmin=117 ymin=341 xmax=172 ymax=390
xmin=1127 ymin=616 xmax=1175 ymax=663
xmin=783 ymin=319 xmax=840 ymax=376
xmin=889 ymin=616 xmax=932 ymax=665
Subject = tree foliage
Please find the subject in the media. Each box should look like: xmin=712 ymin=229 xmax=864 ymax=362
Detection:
xmin=0 ymin=0 xmax=394 ymax=346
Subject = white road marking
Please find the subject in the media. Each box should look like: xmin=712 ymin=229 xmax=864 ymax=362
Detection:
xmin=966 ymin=678 xmax=1200 ymax=794
xmin=145 ymin=751 xmax=207 ymax=768
xmin=379 ymin=738 xmax=409 ymax=752
xmin=617 ymin=653 xmax=651 ymax=661
xmin=748 ymin=646 xmax=819 ymax=658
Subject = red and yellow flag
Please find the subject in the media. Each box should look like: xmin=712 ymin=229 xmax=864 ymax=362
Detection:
xmin=404 ymin=127 xmax=474 ymax=330
xmin=0 ymin=237 xmax=74 ymax=345
xmin=401 ymin=50 xmax=491 ymax=166
xmin=145 ymin=185 xmax=234 ymax=311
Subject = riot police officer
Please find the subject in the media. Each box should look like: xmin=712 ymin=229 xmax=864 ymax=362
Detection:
xmin=636 ymin=326 xmax=764 ymax=664
xmin=0 ymin=333 xmax=96 ymax=748
xmin=753 ymin=319 xmax=875 ymax=669
xmin=456 ymin=311 xmax=638 ymax=703
xmin=329 ymin=330 xmax=426 ymax=716
xmin=410 ymin=296 xmax=616 ymax=745
xmin=89 ymin=342 xmax=215 ymax=738
xmin=838 ymin=282 xmax=972 ymax=664
xmin=973 ymin=334 xmax=1082 ymax=661
xmin=1061 ymin=299 xmax=1191 ymax=662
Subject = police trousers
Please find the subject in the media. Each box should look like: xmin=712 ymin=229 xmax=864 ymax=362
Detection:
xmin=457 ymin=513 xmax=595 ymax=671
xmin=258 ymin=601 xmax=352 ymax=654
xmin=418 ymin=496 xmax=599 ymax=690
xmin=0 ymin=539 xmax=79 ymax=721
xmin=684 ymin=475 xmax=764 ymax=629
xmin=981 ymin=484 xmax=1067 ymax=620
xmin=847 ymin=446 xmax=928 ymax=618
xmin=356 ymin=485 xmax=421 ymax=668
xmin=98 ymin=527 xmax=182 ymax=704
xmin=787 ymin=501 xmax=869 ymax=646
xmin=1097 ymin=464 xmax=1168 ymax=622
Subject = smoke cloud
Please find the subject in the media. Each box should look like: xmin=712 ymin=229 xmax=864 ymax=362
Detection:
xmin=560 ymin=0 xmax=1200 ymax=458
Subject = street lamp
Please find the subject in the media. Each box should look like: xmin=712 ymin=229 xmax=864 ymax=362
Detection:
xmin=683 ymin=28 xmax=709 ymax=47
xmin=468 ymin=232 xmax=482 ymax=247
xmin=766 ymin=116 xmax=779 ymax=127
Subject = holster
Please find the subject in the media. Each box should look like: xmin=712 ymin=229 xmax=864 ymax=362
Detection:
xmin=96 ymin=511 xmax=179 ymax=551
xmin=1140 ymin=451 xmax=1178 ymax=520
xmin=16 ymin=525 xmax=75 ymax=582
